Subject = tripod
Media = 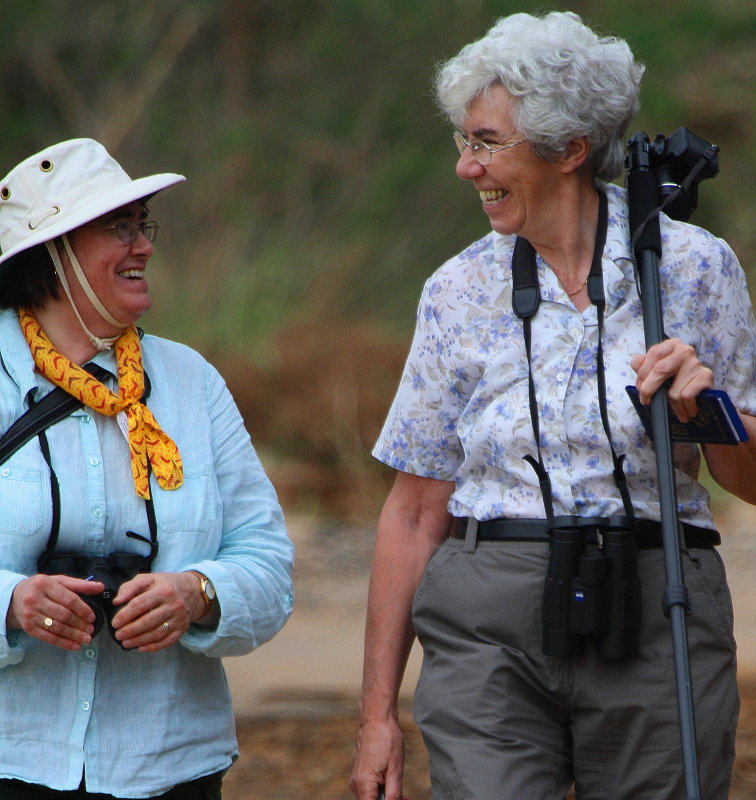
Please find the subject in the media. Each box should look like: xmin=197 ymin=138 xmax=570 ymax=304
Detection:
xmin=625 ymin=128 xmax=719 ymax=800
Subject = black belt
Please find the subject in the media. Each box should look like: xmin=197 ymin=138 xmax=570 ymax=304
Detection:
xmin=450 ymin=516 xmax=720 ymax=549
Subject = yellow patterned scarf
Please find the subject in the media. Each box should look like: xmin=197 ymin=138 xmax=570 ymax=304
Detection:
xmin=19 ymin=308 xmax=183 ymax=499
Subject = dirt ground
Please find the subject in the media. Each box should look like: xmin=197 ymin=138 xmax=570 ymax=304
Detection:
xmin=222 ymin=677 xmax=753 ymax=799
xmin=221 ymin=499 xmax=756 ymax=799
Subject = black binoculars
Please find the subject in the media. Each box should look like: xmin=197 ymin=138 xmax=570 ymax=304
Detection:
xmin=542 ymin=522 xmax=641 ymax=660
xmin=37 ymin=543 xmax=152 ymax=649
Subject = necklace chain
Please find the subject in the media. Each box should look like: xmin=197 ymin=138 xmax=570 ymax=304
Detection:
xmin=566 ymin=276 xmax=588 ymax=297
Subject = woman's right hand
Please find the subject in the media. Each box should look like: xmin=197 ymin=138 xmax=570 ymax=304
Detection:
xmin=7 ymin=574 xmax=105 ymax=650
xmin=350 ymin=717 xmax=405 ymax=800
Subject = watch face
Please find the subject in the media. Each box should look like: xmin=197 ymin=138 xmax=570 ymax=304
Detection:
xmin=204 ymin=579 xmax=216 ymax=601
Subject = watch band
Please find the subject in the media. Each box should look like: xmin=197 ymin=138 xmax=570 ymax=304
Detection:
xmin=188 ymin=571 xmax=214 ymax=617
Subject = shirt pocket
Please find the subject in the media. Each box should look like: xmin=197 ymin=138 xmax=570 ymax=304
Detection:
xmin=0 ymin=465 xmax=45 ymax=536
xmin=151 ymin=472 xmax=218 ymax=535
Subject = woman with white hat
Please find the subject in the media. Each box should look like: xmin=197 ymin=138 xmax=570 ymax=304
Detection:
xmin=0 ymin=139 xmax=294 ymax=798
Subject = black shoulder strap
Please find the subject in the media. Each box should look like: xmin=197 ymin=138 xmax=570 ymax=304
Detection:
xmin=0 ymin=329 xmax=153 ymax=467
xmin=510 ymin=189 xmax=635 ymax=524
xmin=0 ymin=364 xmax=117 ymax=466
xmin=511 ymin=236 xmax=540 ymax=320
xmin=0 ymin=362 xmax=153 ymax=466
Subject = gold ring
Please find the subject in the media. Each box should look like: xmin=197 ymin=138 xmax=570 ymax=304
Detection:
xmin=43 ymin=617 xmax=54 ymax=628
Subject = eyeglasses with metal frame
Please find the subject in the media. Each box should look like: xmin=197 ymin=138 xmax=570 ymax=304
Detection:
xmin=453 ymin=131 xmax=527 ymax=165
xmin=84 ymin=220 xmax=159 ymax=244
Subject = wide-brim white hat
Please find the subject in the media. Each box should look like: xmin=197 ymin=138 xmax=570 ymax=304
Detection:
xmin=0 ymin=138 xmax=185 ymax=272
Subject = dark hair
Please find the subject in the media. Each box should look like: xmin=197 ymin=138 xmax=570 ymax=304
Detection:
xmin=0 ymin=242 xmax=59 ymax=310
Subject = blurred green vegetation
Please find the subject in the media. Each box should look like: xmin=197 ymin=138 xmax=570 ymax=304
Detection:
xmin=1 ymin=0 xmax=753 ymax=515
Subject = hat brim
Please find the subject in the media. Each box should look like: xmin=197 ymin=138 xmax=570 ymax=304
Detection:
xmin=0 ymin=172 xmax=185 ymax=268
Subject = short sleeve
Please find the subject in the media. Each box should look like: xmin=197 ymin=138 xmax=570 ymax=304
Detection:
xmin=373 ymin=274 xmax=472 ymax=479
xmin=678 ymin=234 xmax=756 ymax=414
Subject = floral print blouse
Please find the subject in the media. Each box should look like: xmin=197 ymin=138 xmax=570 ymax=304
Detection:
xmin=374 ymin=183 xmax=756 ymax=527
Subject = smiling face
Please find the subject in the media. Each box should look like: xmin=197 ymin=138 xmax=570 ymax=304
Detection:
xmin=456 ymin=85 xmax=576 ymax=243
xmin=61 ymin=201 xmax=154 ymax=333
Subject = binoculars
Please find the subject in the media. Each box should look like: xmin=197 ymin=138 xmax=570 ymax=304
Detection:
xmin=542 ymin=523 xmax=641 ymax=660
xmin=38 ymin=545 xmax=151 ymax=649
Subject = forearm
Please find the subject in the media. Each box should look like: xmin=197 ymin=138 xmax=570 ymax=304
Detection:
xmin=197 ymin=372 xmax=294 ymax=654
xmin=358 ymin=473 xmax=454 ymax=721
xmin=359 ymin=540 xmax=428 ymax=722
xmin=351 ymin=473 xmax=453 ymax=800
xmin=703 ymin=412 xmax=756 ymax=504
xmin=180 ymin=545 xmax=293 ymax=657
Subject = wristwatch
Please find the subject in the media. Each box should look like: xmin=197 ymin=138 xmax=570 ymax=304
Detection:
xmin=190 ymin=571 xmax=216 ymax=617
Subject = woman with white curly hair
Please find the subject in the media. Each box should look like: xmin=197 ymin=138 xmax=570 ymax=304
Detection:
xmin=351 ymin=11 xmax=755 ymax=800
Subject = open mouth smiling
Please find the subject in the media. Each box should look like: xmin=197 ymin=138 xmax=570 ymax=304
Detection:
xmin=118 ymin=269 xmax=145 ymax=281
xmin=479 ymin=189 xmax=508 ymax=203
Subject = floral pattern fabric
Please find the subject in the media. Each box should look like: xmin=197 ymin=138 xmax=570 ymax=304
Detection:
xmin=374 ymin=182 xmax=756 ymax=527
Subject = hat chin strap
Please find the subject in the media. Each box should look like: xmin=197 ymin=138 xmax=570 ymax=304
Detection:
xmin=45 ymin=236 xmax=130 ymax=351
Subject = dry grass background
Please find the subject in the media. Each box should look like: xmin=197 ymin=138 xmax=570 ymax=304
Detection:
xmin=216 ymin=323 xmax=408 ymax=521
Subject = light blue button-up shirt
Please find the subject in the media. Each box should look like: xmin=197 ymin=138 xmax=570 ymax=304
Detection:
xmin=0 ymin=309 xmax=294 ymax=797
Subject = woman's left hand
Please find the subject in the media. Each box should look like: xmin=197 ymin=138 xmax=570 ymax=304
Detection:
xmin=110 ymin=572 xmax=200 ymax=653
xmin=631 ymin=337 xmax=714 ymax=423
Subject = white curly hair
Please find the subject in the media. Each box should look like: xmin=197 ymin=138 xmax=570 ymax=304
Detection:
xmin=435 ymin=11 xmax=645 ymax=181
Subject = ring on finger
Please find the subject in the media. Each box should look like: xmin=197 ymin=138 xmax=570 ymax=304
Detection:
xmin=43 ymin=617 xmax=54 ymax=629
xmin=162 ymin=621 xmax=171 ymax=630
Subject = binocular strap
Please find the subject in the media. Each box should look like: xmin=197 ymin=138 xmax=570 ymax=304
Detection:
xmin=511 ymin=187 xmax=636 ymax=526
xmin=25 ymin=366 xmax=159 ymax=569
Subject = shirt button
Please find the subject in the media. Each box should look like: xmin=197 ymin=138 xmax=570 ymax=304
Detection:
xmin=93 ymin=507 xmax=104 ymax=518
xmin=1 ymin=468 xmax=9 ymax=477
xmin=80 ymin=415 xmax=91 ymax=424
xmin=556 ymin=372 xmax=565 ymax=382
xmin=85 ymin=649 xmax=96 ymax=659
xmin=89 ymin=457 xmax=100 ymax=466
xmin=81 ymin=701 xmax=91 ymax=711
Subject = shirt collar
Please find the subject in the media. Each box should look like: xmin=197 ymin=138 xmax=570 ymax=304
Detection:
xmin=0 ymin=308 xmax=39 ymax=401
xmin=602 ymin=182 xmax=637 ymax=310
xmin=603 ymin=181 xmax=633 ymax=266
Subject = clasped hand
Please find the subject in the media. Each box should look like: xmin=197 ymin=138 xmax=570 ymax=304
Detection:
xmin=8 ymin=571 xmax=202 ymax=653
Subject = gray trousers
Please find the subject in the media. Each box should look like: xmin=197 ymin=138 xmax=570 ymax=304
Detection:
xmin=411 ymin=538 xmax=739 ymax=800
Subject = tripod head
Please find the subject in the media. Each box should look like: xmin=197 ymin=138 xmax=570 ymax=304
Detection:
xmin=625 ymin=127 xmax=719 ymax=222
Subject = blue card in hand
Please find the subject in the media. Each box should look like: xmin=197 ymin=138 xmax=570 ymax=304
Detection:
xmin=625 ymin=386 xmax=748 ymax=445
